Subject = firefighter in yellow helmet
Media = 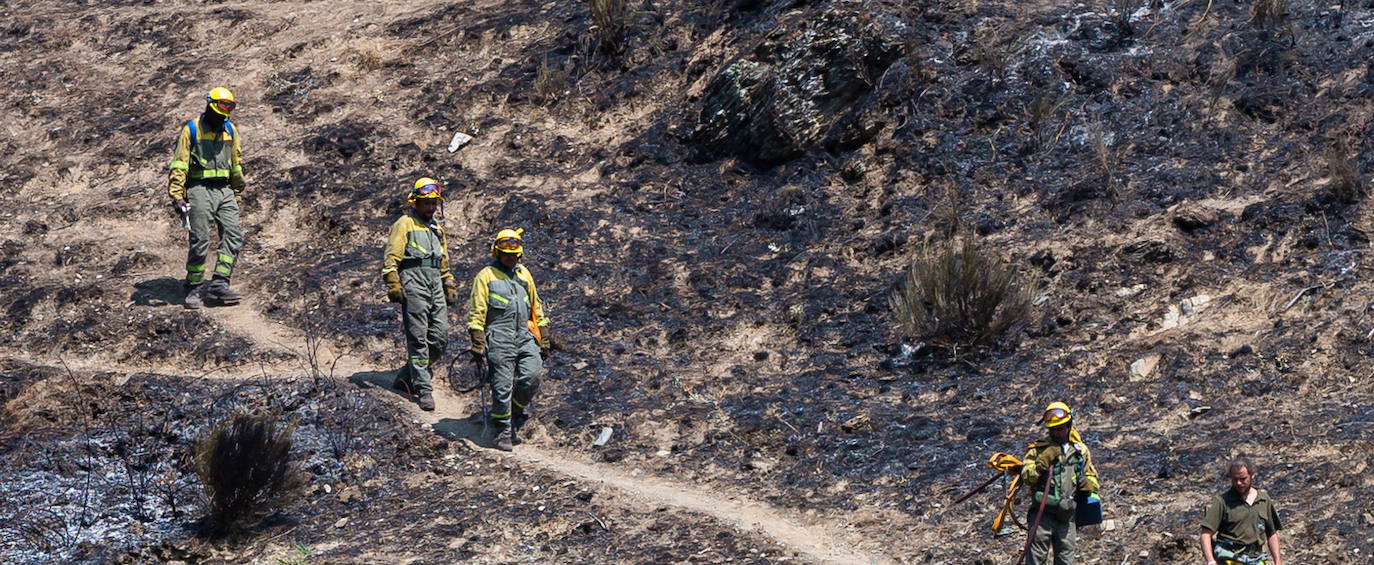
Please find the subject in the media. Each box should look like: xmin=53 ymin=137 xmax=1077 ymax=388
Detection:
xmin=1020 ymin=402 xmax=1099 ymax=565
xmin=381 ymin=178 xmax=458 ymax=411
xmin=466 ymin=228 xmax=550 ymax=451
xmin=167 ymin=87 xmax=246 ymax=309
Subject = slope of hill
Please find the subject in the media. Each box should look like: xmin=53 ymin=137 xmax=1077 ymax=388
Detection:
xmin=2 ymin=0 xmax=1373 ymax=563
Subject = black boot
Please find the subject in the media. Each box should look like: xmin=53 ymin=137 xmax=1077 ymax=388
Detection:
xmin=490 ymin=418 xmax=513 ymax=451
xmin=417 ymin=392 xmax=435 ymax=411
xmin=205 ymin=276 xmax=242 ymax=305
xmin=511 ymin=411 xmax=529 ymax=446
xmin=183 ymin=282 xmax=203 ymax=310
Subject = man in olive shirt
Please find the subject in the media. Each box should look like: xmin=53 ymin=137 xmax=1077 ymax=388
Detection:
xmin=1199 ymin=456 xmax=1284 ymax=565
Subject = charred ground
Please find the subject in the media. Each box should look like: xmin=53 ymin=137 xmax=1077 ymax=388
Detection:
xmin=2 ymin=0 xmax=1374 ymax=563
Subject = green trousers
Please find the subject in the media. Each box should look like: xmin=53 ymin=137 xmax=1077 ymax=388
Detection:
xmin=399 ymin=267 xmax=447 ymax=394
xmin=487 ymin=338 xmax=541 ymax=420
xmin=185 ymin=183 xmax=243 ymax=284
xmin=1026 ymin=510 xmax=1076 ymax=565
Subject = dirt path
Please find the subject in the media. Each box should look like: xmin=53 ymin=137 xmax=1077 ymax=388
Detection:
xmin=13 ymin=294 xmax=895 ymax=565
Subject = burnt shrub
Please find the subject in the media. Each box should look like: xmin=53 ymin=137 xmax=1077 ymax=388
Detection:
xmin=889 ymin=236 xmax=1035 ymax=348
xmin=193 ymin=412 xmax=303 ymax=534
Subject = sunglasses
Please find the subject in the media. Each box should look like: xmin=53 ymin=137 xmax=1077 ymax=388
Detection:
xmin=211 ymin=99 xmax=237 ymax=112
xmin=494 ymin=237 xmax=522 ymax=251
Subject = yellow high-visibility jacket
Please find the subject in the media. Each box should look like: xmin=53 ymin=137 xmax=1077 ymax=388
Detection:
xmin=167 ymin=116 xmax=244 ymax=200
xmin=467 ymin=263 xmax=548 ymax=341
xmin=380 ymin=213 xmax=454 ymax=286
xmin=1021 ymin=429 xmax=1099 ymax=495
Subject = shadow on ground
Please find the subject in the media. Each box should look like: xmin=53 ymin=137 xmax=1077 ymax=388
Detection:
xmin=434 ymin=414 xmax=495 ymax=448
xmin=347 ymin=369 xmax=415 ymax=401
xmin=131 ymin=277 xmax=185 ymax=307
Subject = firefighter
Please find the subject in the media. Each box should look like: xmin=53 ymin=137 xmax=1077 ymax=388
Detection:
xmin=1020 ymin=402 xmax=1100 ymax=565
xmin=467 ymin=228 xmax=550 ymax=451
xmin=381 ymin=178 xmax=458 ymax=411
xmin=167 ymin=87 xmax=246 ymax=309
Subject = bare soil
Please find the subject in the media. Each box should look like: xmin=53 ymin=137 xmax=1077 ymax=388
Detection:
xmin=3 ymin=0 xmax=1374 ymax=563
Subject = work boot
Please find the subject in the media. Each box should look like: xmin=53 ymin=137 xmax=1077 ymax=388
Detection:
xmin=417 ymin=392 xmax=435 ymax=411
xmin=511 ymin=411 xmax=529 ymax=446
xmin=205 ymin=277 xmax=242 ymax=306
xmin=183 ymin=282 xmax=203 ymax=310
xmin=490 ymin=419 xmax=513 ymax=451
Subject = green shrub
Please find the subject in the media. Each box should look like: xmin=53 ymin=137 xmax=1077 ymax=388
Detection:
xmin=194 ymin=412 xmax=303 ymax=534
xmin=889 ymin=237 xmax=1034 ymax=348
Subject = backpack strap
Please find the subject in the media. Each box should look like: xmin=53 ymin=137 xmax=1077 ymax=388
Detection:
xmin=224 ymin=119 xmax=233 ymax=138
xmin=186 ymin=119 xmax=198 ymax=142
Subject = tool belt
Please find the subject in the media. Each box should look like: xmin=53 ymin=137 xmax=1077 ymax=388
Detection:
xmin=1215 ymin=541 xmax=1267 ymax=565
xmin=399 ymin=257 xmax=443 ymax=269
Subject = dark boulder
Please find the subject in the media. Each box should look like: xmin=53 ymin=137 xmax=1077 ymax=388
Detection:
xmin=688 ymin=3 xmax=908 ymax=166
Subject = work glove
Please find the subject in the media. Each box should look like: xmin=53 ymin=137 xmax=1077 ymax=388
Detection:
xmin=384 ymin=271 xmax=403 ymax=304
xmin=469 ymin=328 xmax=486 ymax=359
xmin=173 ymin=199 xmax=189 ymax=214
xmin=539 ymin=324 xmax=552 ymax=360
xmin=1034 ymin=445 xmax=1062 ymax=473
xmin=444 ymin=282 xmax=459 ymax=306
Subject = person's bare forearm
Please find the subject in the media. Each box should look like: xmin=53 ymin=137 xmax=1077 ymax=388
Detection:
xmin=1199 ymin=531 xmax=1216 ymax=564
xmin=1267 ymin=533 xmax=1282 ymax=565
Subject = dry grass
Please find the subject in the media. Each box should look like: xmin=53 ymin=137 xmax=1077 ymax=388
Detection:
xmin=194 ymin=412 xmax=303 ymax=534
xmin=534 ymin=57 xmax=570 ymax=104
xmin=1250 ymin=0 xmax=1289 ymax=29
xmin=971 ymin=23 xmax=1008 ymax=79
xmin=889 ymin=236 xmax=1035 ymax=349
xmin=588 ymin=0 xmax=630 ymax=57
xmin=1325 ymin=138 xmax=1361 ymax=204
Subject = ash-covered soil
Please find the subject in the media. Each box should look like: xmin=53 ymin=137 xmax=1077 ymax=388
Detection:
xmin=3 ymin=0 xmax=1374 ymax=562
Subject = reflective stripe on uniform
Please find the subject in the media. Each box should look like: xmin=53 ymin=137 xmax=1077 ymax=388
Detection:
xmin=189 ymin=169 xmax=231 ymax=179
xmin=408 ymin=241 xmax=428 ymax=254
xmin=169 ymin=160 xmax=189 ymax=170
xmin=217 ymin=253 xmax=235 ymax=265
xmin=410 ymin=357 xmax=430 ymax=367
xmin=489 ymin=293 xmax=510 ymax=306
xmin=187 ymin=263 xmax=206 ymax=283
xmin=381 ymin=266 xmax=397 ymax=274
xmin=512 ymin=398 xmax=526 ymax=409
xmin=231 ymin=164 xmax=242 ymax=173
xmin=490 ymin=411 xmax=510 ymax=420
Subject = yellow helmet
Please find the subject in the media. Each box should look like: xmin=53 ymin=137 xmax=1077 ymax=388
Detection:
xmin=1041 ymin=402 xmax=1072 ymax=428
xmin=206 ymin=87 xmax=236 ymax=116
xmin=491 ymin=228 xmax=524 ymax=259
xmin=408 ymin=177 xmax=443 ymax=204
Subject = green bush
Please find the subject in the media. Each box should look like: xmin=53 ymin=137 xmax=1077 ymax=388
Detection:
xmin=194 ymin=412 xmax=303 ymax=534
xmin=889 ymin=237 xmax=1034 ymax=348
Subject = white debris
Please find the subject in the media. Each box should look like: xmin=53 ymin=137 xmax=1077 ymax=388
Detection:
xmin=593 ymin=427 xmax=613 ymax=447
xmin=448 ymin=132 xmax=474 ymax=152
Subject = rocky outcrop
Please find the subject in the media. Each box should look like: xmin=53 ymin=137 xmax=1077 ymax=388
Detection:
xmin=689 ymin=2 xmax=908 ymax=166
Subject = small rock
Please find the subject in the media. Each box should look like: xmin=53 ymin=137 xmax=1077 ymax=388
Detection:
xmin=334 ymin=517 xmax=349 ymax=528
xmin=573 ymin=361 xmax=589 ymax=370
xmin=448 ymin=132 xmax=473 ymax=152
xmin=337 ymin=486 xmax=361 ymax=503
xmin=322 ymin=483 xmax=333 ymax=494
xmin=1101 ymin=519 xmax=1117 ymax=531
xmin=656 ymin=450 xmax=670 ymax=457
xmin=593 ymin=427 xmax=613 ymax=447
xmin=1363 ymin=512 xmax=1374 ymax=526
xmin=1188 ymin=406 xmax=1212 ymax=419
xmin=1130 ymin=354 xmax=1161 ymax=381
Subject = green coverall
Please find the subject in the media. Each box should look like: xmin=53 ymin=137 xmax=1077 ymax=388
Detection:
xmin=168 ymin=115 xmax=245 ymax=285
xmin=467 ymin=263 xmax=547 ymax=423
xmin=382 ymin=212 xmax=455 ymax=394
